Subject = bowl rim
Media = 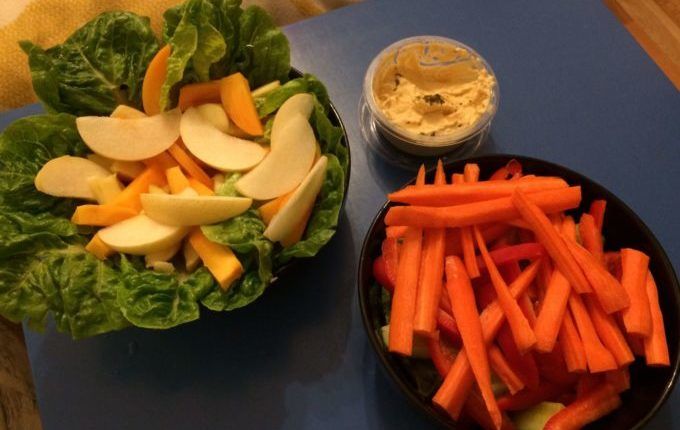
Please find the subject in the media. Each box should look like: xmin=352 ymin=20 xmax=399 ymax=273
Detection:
xmin=274 ymin=67 xmax=351 ymax=277
xmin=357 ymin=153 xmax=680 ymax=429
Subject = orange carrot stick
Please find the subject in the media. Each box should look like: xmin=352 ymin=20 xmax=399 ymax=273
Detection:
xmin=433 ymin=261 xmax=540 ymax=417
xmin=388 ymin=177 xmax=569 ymax=206
xmin=168 ymin=143 xmax=213 ymax=188
xmin=534 ymin=269 xmax=571 ymax=353
xmin=585 ymin=296 xmax=634 ymax=367
xmin=620 ymin=248 xmax=652 ymax=337
xmin=589 ymin=200 xmax=607 ymax=232
xmin=459 ymin=164 xmax=481 ymax=278
xmin=445 ymin=256 xmax=502 ymax=429
xmin=475 ymin=226 xmax=536 ymax=353
xmin=386 ymin=226 xmax=408 ymax=239
xmin=558 ymin=308 xmax=588 ymax=373
xmin=579 ymin=213 xmax=603 ymax=263
xmin=511 ymin=189 xmax=591 ymax=294
xmin=446 ymin=224 xmax=511 ymax=256
xmin=488 ymin=344 xmax=526 ymax=395
xmin=644 ymin=271 xmax=670 ymax=366
xmin=415 ymin=164 xmax=426 ymax=186
xmin=388 ymin=227 xmax=423 ymax=355
xmin=434 ymin=159 xmax=447 ymax=184
xmin=568 ymin=292 xmax=617 ymax=373
xmin=386 ymin=187 xmax=582 ymax=228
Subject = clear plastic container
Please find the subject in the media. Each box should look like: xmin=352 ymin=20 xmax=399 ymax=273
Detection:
xmin=363 ymin=36 xmax=499 ymax=157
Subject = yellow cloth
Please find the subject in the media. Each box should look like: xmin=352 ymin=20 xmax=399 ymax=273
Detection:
xmin=0 ymin=0 xmax=359 ymax=111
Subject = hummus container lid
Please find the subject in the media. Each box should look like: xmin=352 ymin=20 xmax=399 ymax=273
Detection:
xmin=363 ymin=36 xmax=499 ymax=157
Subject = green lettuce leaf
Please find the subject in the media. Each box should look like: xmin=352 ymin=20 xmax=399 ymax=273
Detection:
xmin=201 ymin=209 xmax=273 ymax=311
xmin=255 ymin=74 xmax=330 ymax=117
xmin=20 ymin=12 xmax=159 ymax=116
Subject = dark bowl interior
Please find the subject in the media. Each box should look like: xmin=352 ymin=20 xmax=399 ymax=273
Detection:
xmin=275 ymin=68 xmax=351 ymax=276
xmin=358 ymin=154 xmax=680 ymax=429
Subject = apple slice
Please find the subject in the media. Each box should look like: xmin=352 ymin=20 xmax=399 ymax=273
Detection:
xmin=140 ymin=192 xmax=252 ymax=226
xmin=194 ymin=103 xmax=230 ymax=133
xmin=111 ymin=105 xmax=147 ymax=119
xmin=98 ymin=214 xmax=187 ymax=255
xmin=35 ymin=155 xmax=110 ymax=200
xmin=264 ymin=156 xmax=327 ymax=243
xmin=183 ymin=240 xmax=201 ymax=272
xmin=270 ymin=93 xmax=314 ymax=149
xmin=88 ymin=174 xmax=123 ymax=204
xmin=145 ymin=241 xmax=181 ymax=267
xmin=180 ymin=107 xmax=267 ymax=172
xmin=76 ymin=108 xmax=181 ymax=161
xmin=235 ymin=114 xmax=316 ymax=200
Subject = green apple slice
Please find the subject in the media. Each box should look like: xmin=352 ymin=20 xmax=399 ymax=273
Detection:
xmin=76 ymin=108 xmax=181 ymax=161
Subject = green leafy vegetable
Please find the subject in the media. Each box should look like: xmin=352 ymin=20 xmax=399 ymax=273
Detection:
xmin=255 ymin=74 xmax=330 ymax=117
xmin=201 ymin=209 xmax=273 ymax=311
xmin=214 ymin=172 xmax=242 ymax=197
xmin=21 ymin=12 xmax=159 ymax=116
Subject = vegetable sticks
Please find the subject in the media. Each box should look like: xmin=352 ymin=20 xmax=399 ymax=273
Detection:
xmin=620 ymin=248 xmax=652 ymax=337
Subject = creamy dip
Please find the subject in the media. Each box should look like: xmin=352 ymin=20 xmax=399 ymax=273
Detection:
xmin=372 ymin=41 xmax=496 ymax=137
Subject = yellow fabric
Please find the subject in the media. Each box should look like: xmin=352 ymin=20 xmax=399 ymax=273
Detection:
xmin=0 ymin=0 xmax=359 ymax=111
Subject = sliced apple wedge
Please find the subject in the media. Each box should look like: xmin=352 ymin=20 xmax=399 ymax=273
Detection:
xmin=180 ymin=107 xmax=267 ymax=172
xmin=140 ymin=192 xmax=252 ymax=226
xmin=76 ymin=108 xmax=181 ymax=161
xmin=145 ymin=241 xmax=181 ymax=267
xmin=98 ymin=214 xmax=187 ymax=255
xmin=35 ymin=155 xmax=110 ymax=200
xmin=270 ymin=93 xmax=314 ymax=149
xmin=235 ymin=114 xmax=316 ymax=200
xmin=264 ymin=156 xmax=327 ymax=243
xmin=194 ymin=103 xmax=230 ymax=133
xmin=88 ymin=174 xmax=123 ymax=204
xmin=183 ymin=240 xmax=201 ymax=272
xmin=110 ymin=105 xmax=147 ymax=119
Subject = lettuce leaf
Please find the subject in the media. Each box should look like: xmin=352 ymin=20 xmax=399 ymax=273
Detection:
xmin=21 ymin=12 xmax=159 ymax=116
xmin=254 ymin=74 xmax=330 ymax=117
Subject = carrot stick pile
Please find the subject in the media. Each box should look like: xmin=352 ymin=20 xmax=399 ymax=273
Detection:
xmin=373 ymin=159 xmax=670 ymax=430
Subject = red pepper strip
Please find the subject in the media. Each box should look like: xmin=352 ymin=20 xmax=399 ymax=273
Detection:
xmin=381 ymin=237 xmax=400 ymax=286
xmin=497 ymin=381 xmax=570 ymax=411
xmin=437 ymin=309 xmax=462 ymax=346
xmin=534 ymin=347 xmax=579 ymax=386
xmin=605 ymin=367 xmax=630 ymax=393
xmin=372 ymin=257 xmax=392 ymax=290
xmin=489 ymin=159 xmax=523 ymax=181
xmin=544 ymin=383 xmax=622 ymax=430
xmin=589 ymin=200 xmax=607 ymax=232
xmin=575 ymin=373 xmax=603 ymax=397
xmin=427 ymin=334 xmax=457 ymax=378
xmin=476 ymin=243 xmax=545 ymax=270
xmin=464 ymin=390 xmax=517 ymax=430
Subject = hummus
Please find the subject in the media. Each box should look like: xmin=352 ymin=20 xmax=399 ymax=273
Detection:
xmin=372 ymin=41 xmax=496 ymax=137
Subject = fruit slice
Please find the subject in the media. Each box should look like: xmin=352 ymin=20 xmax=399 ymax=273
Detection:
xmin=183 ymin=240 xmax=201 ymax=272
xmin=264 ymin=156 xmax=327 ymax=243
xmin=180 ymin=107 xmax=267 ymax=172
xmin=111 ymin=160 xmax=146 ymax=180
xmin=194 ymin=103 xmax=230 ymax=133
xmin=98 ymin=214 xmax=187 ymax=255
xmin=251 ymin=80 xmax=280 ymax=98
xmin=235 ymin=113 xmax=316 ymax=200
xmin=270 ymin=93 xmax=314 ymax=149
xmin=88 ymin=174 xmax=123 ymax=204
xmin=35 ymin=156 xmax=110 ymax=200
xmin=141 ymin=192 xmax=252 ymax=226
xmin=220 ymin=72 xmax=263 ymax=136
xmin=76 ymin=109 xmax=181 ymax=161
xmin=85 ymin=234 xmax=115 ymax=260
xmin=178 ymin=80 xmax=222 ymax=111
xmin=111 ymin=105 xmax=147 ymax=119
xmin=142 ymin=45 xmax=171 ymax=115
xmin=145 ymin=241 xmax=182 ymax=267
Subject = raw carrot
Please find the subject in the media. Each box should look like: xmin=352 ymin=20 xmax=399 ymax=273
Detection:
xmin=568 ymin=292 xmax=618 ymax=373
xmin=534 ymin=269 xmax=571 ymax=353
xmin=415 ymin=164 xmax=426 ymax=186
xmin=388 ymin=177 xmax=569 ymax=206
xmin=563 ymin=238 xmax=630 ymax=313
xmin=451 ymin=173 xmax=464 ymax=184
xmin=434 ymin=261 xmax=540 ymax=417
xmin=620 ymin=248 xmax=652 ymax=337
xmin=605 ymin=367 xmax=631 ymax=392
xmin=535 ymin=346 xmax=579 ymax=386
xmin=589 ymin=200 xmax=607 ymax=232
xmin=576 ymin=373 xmax=603 ymax=397
xmin=414 ymin=162 xmax=446 ymax=336
xmin=446 ymin=223 xmax=511 ymax=256
xmin=585 ymin=296 xmax=634 ymax=367
xmin=434 ymin=159 xmax=447 ymax=184
xmin=445 ymin=256 xmax=502 ymax=429
xmin=512 ymin=189 xmax=591 ymax=294
xmin=459 ymin=164 xmax=481 ymax=278
xmin=475 ymin=243 xmax=545 ymax=269
xmin=71 ymin=204 xmax=138 ymax=226
xmin=166 ymin=166 xmax=191 ymax=194
xmin=220 ymin=72 xmax=263 ymax=136
xmin=579 ymin=213 xmax=603 ymax=263
xmin=388 ymin=227 xmax=423 ymax=356
xmin=489 ymin=159 xmax=522 ymax=181
xmin=386 ymin=187 xmax=582 ymax=228
xmin=428 ymin=335 xmax=456 ymax=377
xmin=385 ymin=226 xmax=408 ymax=239
xmin=644 ymin=271 xmax=670 ymax=366
xmin=497 ymin=381 xmax=568 ymax=411
xmin=188 ymin=178 xmax=215 ymax=196
xmin=178 ymin=80 xmax=222 ymax=111
xmin=488 ymin=345 xmax=526 ymax=395
xmin=475 ymin=226 xmax=536 ymax=353
xmin=558 ymin=309 xmax=588 ymax=373
xmin=168 ymin=143 xmax=213 ymax=188
xmin=464 ymin=390 xmax=516 ymax=430
xmin=437 ymin=309 xmax=462 ymax=346
xmin=544 ymin=383 xmax=621 ymax=430
xmin=144 ymin=151 xmax=178 ymax=171
xmin=142 ymin=45 xmax=171 ymax=115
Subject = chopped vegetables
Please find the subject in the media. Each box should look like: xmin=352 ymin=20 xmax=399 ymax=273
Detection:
xmin=372 ymin=159 xmax=671 ymax=430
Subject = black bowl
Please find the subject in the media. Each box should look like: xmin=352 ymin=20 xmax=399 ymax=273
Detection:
xmin=358 ymin=154 xmax=680 ymax=429
xmin=274 ymin=68 xmax=351 ymax=276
